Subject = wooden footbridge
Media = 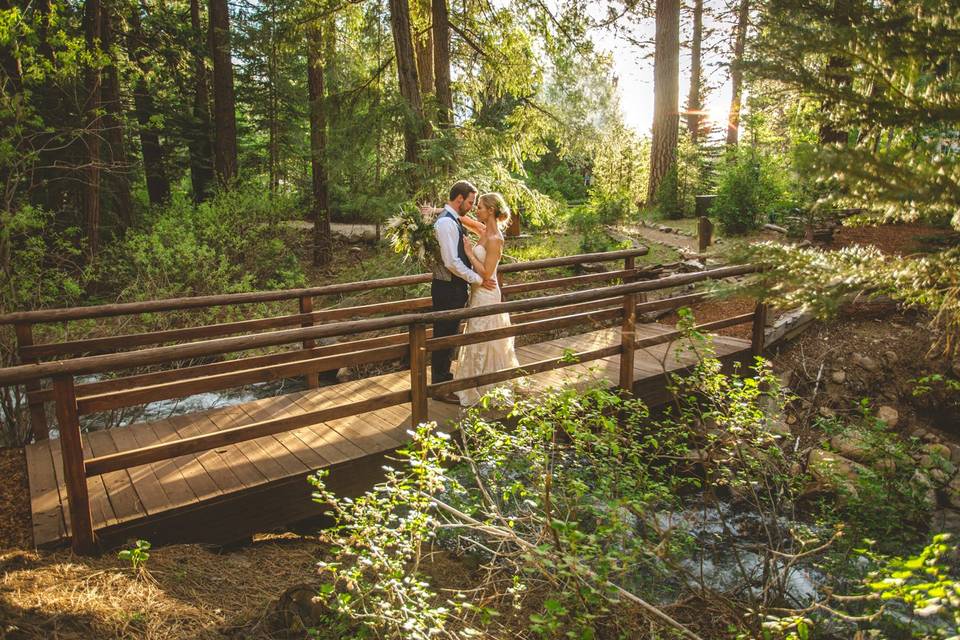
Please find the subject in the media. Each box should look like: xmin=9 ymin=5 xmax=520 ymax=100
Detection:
xmin=0 ymin=248 xmax=763 ymax=554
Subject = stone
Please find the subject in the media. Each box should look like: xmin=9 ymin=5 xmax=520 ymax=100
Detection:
xmin=874 ymin=458 xmax=898 ymax=475
xmin=923 ymin=432 xmax=942 ymax=444
xmin=929 ymin=468 xmax=950 ymax=486
xmin=929 ymin=509 xmax=960 ymax=534
xmin=946 ymin=476 xmax=960 ymax=510
xmin=808 ymin=448 xmax=867 ymax=497
xmin=767 ymin=417 xmax=791 ymax=437
xmin=831 ymin=370 xmax=847 ymax=384
xmin=829 ymin=432 xmax=872 ymax=464
xmin=875 ymin=405 xmax=899 ymax=429
xmin=336 ymin=367 xmax=351 ymax=383
xmin=946 ymin=443 xmax=960 ymax=464
xmin=883 ymin=350 xmax=899 ymax=364
xmin=786 ymin=414 xmax=798 ymax=425
xmin=853 ymin=354 xmax=879 ymax=372
xmin=818 ymin=406 xmax=836 ymax=419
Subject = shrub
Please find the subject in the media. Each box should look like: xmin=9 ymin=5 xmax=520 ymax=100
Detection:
xmin=95 ymin=184 xmax=306 ymax=301
xmin=711 ymin=147 xmax=793 ymax=234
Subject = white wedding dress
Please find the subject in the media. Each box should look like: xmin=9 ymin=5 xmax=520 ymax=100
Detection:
xmin=453 ymin=243 xmax=520 ymax=407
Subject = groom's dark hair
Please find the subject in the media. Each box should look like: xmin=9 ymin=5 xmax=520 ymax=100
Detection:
xmin=449 ymin=180 xmax=478 ymax=202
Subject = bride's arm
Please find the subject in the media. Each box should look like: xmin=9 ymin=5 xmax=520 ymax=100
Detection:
xmin=460 ymin=216 xmax=486 ymax=236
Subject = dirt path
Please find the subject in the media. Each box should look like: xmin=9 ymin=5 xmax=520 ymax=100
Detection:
xmin=618 ymin=223 xmax=699 ymax=253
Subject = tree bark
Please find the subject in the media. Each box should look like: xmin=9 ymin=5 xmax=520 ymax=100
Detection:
xmin=413 ymin=0 xmax=434 ymax=100
xmin=189 ymin=0 xmax=214 ymax=202
xmin=432 ymin=0 xmax=452 ymax=126
xmin=83 ymin=0 xmax=102 ymax=257
xmin=646 ymin=0 xmax=681 ymax=204
xmin=128 ymin=6 xmax=170 ymax=206
xmin=100 ymin=4 xmax=133 ymax=231
xmin=725 ymin=0 xmax=749 ymax=146
xmin=389 ymin=0 xmax=426 ymax=178
xmin=267 ymin=0 xmax=280 ymax=192
xmin=818 ymin=0 xmax=851 ymax=144
xmin=685 ymin=0 xmax=704 ymax=143
xmin=209 ymin=0 xmax=238 ymax=187
xmin=307 ymin=23 xmax=333 ymax=267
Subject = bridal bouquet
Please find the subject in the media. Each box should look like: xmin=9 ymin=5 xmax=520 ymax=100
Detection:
xmin=385 ymin=207 xmax=441 ymax=269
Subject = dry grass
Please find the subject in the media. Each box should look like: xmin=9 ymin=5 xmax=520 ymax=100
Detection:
xmin=0 ymin=533 xmax=323 ymax=639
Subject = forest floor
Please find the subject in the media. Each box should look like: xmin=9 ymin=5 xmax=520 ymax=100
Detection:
xmin=1 ymin=222 xmax=958 ymax=638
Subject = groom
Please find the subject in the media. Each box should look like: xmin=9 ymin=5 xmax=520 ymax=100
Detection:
xmin=431 ymin=180 xmax=496 ymax=399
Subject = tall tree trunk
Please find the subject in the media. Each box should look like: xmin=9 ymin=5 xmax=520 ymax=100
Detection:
xmin=307 ymin=23 xmax=333 ymax=267
xmin=100 ymin=4 xmax=132 ymax=231
xmin=128 ymin=7 xmax=170 ymax=205
xmin=389 ymin=0 xmax=425 ymax=178
xmin=726 ymin=0 xmax=749 ymax=146
xmin=432 ymin=0 xmax=452 ymax=126
xmin=646 ymin=0 xmax=681 ymax=204
xmin=83 ymin=0 xmax=102 ymax=257
xmin=267 ymin=0 xmax=280 ymax=192
xmin=818 ymin=0 xmax=851 ymax=144
xmin=685 ymin=0 xmax=704 ymax=143
xmin=413 ymin=0 xmax=434 ymax=100
xmin=189 ymin=0 xmax=214 ymax=202
xmin=209 ymin=0 xmax=238 ymax=187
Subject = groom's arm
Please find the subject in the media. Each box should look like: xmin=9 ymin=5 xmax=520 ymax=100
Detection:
xmin=435 ymin=217 xmax=482 ymax=284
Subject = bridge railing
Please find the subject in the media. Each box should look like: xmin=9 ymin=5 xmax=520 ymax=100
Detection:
xmin=0 ymin=254 xmax=763 ymax=554
xmin=2 ymin=248 xmax=654 ymax=441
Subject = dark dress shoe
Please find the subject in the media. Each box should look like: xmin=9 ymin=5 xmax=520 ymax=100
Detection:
xmin=435 ymin=392 xmax=461 ymax=405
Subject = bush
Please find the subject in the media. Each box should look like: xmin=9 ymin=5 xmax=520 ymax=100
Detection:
xmin=95 ymin=185 xmax=306 ymax=301
xmin=711 ymin=147 xmax=793 ymax=235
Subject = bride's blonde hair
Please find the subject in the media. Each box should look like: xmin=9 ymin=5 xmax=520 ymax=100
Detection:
xmin=478 ymin=192 xmax=511 ymax=229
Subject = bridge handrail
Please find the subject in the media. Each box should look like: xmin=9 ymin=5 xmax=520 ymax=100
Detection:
xmin=0 ymin=248 xmax=651 ymax=325
xmin=0 ymin=264 xmax=756 ymax=387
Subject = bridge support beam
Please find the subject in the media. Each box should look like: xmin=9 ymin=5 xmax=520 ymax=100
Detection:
xmin=751 ymin=302 xmax=767 ymax=358
xmin=619 ymin=293 xmax=637 ymax=392
xmin=409 ymin=323 xmax=428 ymax=427
xmin=53 ymin=375 xmax=97 ymax=555
xmin=15 ymin=323 xmax=49 ymax=441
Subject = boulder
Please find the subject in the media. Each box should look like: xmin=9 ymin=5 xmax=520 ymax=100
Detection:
xmin=876 ymin=405 xmax=899 ymax=429
xmin=946 ymin=476 xmax=960 ymax=510
xmin=919 ymin=443 xmax=953 ymax=472
xmin=829 ymin=432 xmax=872 ymax=464
xmin=808 ymin=448 xmax=867 ymax=497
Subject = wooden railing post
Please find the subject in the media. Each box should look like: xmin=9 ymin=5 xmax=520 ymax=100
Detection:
xmin=751 ymin=302 xmax=768 ymax=357
xmin=52 ymin=375 xmax=96 ymax=555
xmin=409 ymin=323 xmax=428 ymax=427
xmin=619 ymin=293 xmax=637 ymax=392
xmin=299 ymin=295 xmax=319 ymax=388
xmin=15 ymin=323 xmax=50 ymax=441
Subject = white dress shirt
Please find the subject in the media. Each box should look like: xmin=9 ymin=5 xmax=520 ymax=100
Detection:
xmin=435 ymin=205 xmax=482 ymax=284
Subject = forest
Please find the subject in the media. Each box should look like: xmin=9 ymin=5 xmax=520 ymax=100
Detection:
xmin=1 ymin=0 xmax=960 ymax=638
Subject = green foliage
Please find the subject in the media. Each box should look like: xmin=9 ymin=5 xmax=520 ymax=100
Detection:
xmin=117 ymin=539 xmax=152 ymax=572
xmin=0 ymin=205 xmax=84 ymax=446
xmin=654 ymin=139 xmax=703 ymax=220
xmin=750 ymin=0 xmax=960 ymax=230
xmin=711 ymin=146 xmax=793 ymax=234
xmin=95 ymin=185 xmax=306 ymax=301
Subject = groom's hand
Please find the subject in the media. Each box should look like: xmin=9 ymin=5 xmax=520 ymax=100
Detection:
xmin=481 ymin=277 xmax=497 ymax=290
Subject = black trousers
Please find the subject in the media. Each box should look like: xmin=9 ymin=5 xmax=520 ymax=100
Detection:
xmin=430 ymin=278 xmax=469 ymax=384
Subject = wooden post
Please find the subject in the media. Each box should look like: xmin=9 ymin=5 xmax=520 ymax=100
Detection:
xmin=697 ymin=216 xmax=713 ymax=254
xmin=619 ymin=293 xmax=637 ymax=392
xmin=409 ymin=323 xmax=428 ymax=427
xmin=751 ymin=302 xmax=767 ymax=358
xmin=15 ymin=323 xmax=50 ymax=441
xmin=52 ymin=375 xmax=97 ymax=555
xmin=299 ymin=296 xmax=319 ymax=388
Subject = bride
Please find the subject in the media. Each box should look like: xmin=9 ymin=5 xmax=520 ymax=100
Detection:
xmin=452 ymin=192 xmax=520 ymax=407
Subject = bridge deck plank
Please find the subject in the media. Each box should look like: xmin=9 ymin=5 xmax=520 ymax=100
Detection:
xmin=27 ymin=324 xmax=751 ymax=548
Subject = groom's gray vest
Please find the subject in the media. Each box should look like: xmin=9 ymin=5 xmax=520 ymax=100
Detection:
xmin=432 ymin=210 xmax=472 ymax=284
